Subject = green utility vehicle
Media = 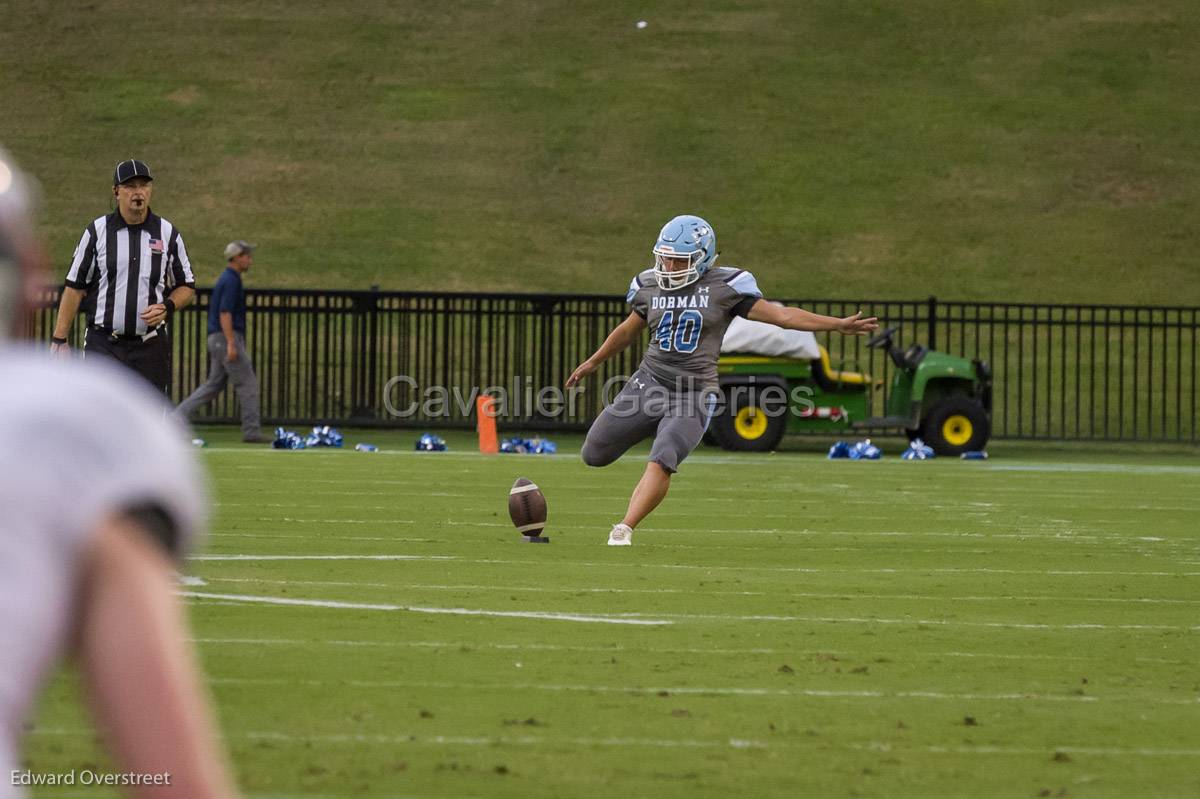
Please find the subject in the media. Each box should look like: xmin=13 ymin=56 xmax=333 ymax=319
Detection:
xmin=710 ymin=326 xmax=992 ymax=456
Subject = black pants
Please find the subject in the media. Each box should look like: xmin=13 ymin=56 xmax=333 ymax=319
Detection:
xmin=84 ymin=328 xmax=171 ymax=397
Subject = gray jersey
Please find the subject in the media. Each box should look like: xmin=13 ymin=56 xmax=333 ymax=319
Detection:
xmin=0 ymin=349 xmax=204 ymax=793
xmin=627 ymin=266 xmax=763 ymax=392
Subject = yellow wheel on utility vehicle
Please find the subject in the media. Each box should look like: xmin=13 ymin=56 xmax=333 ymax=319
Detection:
xmin=734 ymin=406 xmax=769 ymax=440
xmin=917 ymin=397 xmax=990 ymax=456
xmin=941 ymin=414 xmax=974 ymax=446
xmin=712 ymin=388 xmax=789 ymax=452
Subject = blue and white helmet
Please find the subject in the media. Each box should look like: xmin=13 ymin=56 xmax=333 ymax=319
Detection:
xmin=652 ymin=214 xmax=717 ymax=290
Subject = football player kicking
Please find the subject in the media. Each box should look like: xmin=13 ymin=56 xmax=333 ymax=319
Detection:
xmin=566 ymin=215 xmax=878 ymax=546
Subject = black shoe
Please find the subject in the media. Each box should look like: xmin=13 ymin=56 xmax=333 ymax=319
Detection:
xmin=242 ymin=432 xmax=269 ymax=443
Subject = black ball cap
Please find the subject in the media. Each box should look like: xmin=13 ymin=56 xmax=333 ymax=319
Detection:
xmin=113 ymin=159 xmax=153 ymax=185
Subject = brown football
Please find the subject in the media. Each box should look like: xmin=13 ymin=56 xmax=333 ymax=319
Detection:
xmin=508 ymin=477 xmax=548 ymax=536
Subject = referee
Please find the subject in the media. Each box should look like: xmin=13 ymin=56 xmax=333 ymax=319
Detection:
xmin=49 ymin=159 xmax=196 ymax=395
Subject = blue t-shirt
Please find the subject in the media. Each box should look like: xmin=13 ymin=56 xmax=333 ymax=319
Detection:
xmin=208 ymin=267 xmax=246 ymax=335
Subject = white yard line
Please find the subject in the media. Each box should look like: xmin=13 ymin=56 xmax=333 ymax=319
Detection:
xmin=599 ymin=611 xmax=1198 ymax=632
xmin=189 ymin=637 xmax=783 ymax=655
xmin=193 ymin=575 xmax=1200 ymax=605
xmin=198 ymin=537 xmax=1193 ymax=559
xmin=851 ymin=742 xmax=1200 ymax=756
xmin=25 ymin=726 xmax=760 ymax=750
xmin=185 ymin=637 xmax=1193 ymax=665
xmin=217 ymin=495 xmax=1200 ymax=519
xmin=180 ymin=591 xmax=671 ymax=626
xmin=204 ymin=675 xmax=1106 ymax=703
xmin=248 ymin=517 xmax=417 ymax=525
xmin=404 ymin=518 xmax=1200 ymax=544
xmin=32 ymin=725 xmax=1199 ymax=757
xmin=200 ymin=447 xmax=1200 ymax=475
xmin=201 ymin=537 xmax=1008 ymax=555
xmin=984 ymin=463 xmax=1200 ymax=476
xmin=242 ymin=730 xmax=766 ymax=749
xmin=207 ymin=533 xmax=442 ymax=543
xmin=206 ymin=522 xmax=1200 ymax=547
xmin=181 ymin=588 xmax=1199 ymax=632
xmin=190 ymin=554 xmax=457 ymax=561
xmin=185 ymin=552 xmax=1200 ymax=577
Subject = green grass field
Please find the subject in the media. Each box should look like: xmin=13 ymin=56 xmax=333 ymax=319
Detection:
xmin=23 ymin=429 xmax=1200 ymax=798
xmin=3 ymin=1 xmax=1199 ymax=304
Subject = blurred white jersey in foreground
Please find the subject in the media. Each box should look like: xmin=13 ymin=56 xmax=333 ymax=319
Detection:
xmin=0 ymin=348 xmax=204 ymax=795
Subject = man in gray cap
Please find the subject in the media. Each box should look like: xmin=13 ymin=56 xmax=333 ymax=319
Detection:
xmin=175 ymin=239 xmax=264 ymax=442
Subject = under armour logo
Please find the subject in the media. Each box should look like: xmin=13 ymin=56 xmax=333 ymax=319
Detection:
xmin=698 ymin=286 xmax=710 ymax=294
xmin=632 ymin=378 xmax=646 ymax=390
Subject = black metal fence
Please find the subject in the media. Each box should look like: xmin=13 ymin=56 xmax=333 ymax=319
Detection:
xmin=28 ymin=288 xmax=1199 ymax=442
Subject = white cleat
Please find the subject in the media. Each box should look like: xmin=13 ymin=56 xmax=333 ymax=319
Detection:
xmin=607 ymin=523 xmax=633 ymax=546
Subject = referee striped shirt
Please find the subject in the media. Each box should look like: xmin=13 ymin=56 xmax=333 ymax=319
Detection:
xmin=64 ymin=211 xmax=196 ymax=336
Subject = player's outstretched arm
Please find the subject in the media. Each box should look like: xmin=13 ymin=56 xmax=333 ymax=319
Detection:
xmin=746 ymin=299 xmax=879 ymax=336
xmin=76 ymin=513 xmax=241 ymax=799
xmin=566 ymin=311 xmax=648 ymax=387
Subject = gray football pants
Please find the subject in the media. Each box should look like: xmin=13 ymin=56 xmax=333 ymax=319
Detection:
xmin=175 ymin=332 xmax=261 ymax=435
xmin=581 ymin=370 xmax=717 ymax=474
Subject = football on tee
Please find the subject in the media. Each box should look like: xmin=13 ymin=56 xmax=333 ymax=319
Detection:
xmin=508 ymin=477 xmax=548 ymax=542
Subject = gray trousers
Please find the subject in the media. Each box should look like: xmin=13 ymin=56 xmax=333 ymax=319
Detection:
xmin=176 ymin=332 xmax=261 ymax=435
xmin=581 ymin=369 xmax=717 ymax=474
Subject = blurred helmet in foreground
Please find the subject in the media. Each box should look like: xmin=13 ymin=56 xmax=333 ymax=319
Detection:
xmin=0 ymin=147 xmax=41 ymax=338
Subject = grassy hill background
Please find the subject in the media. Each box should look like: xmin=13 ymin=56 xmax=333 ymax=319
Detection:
xmin=2 ymin=0 xmax=1197 ymax=304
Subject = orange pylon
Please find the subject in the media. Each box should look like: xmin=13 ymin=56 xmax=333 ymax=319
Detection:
xmin=477 ymin=395 xmax=499 ymax=454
